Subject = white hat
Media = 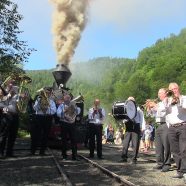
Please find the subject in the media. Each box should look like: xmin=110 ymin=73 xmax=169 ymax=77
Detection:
xmin=127 ymin=96 xmax=135 ymax=101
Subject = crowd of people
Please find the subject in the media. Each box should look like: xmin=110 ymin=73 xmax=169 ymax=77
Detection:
xmin=0 ymin=78 xmax=186 ymax=184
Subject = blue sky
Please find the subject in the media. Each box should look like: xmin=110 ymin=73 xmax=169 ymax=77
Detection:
xmin=13 ymin=0 xmax=186 ymax=70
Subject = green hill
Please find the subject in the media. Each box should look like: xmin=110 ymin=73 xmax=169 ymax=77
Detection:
xmin=26 ymin=28 xmax=186 ymax=116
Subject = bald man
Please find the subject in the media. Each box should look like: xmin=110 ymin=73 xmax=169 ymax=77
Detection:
xmin=88 ymin=99 xmax=105 ymax=159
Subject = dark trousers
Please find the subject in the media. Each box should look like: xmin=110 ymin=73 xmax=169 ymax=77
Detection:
xmin=61 ymin=122 xmax=77 ymax=158
xmin=89 ymin=124 xmax=103 ymax=158
xmin=31 ymin=114 xmax=52 ymax=154
xmin=155 ymin=124 xmax=171 ymax=167
xmin=168 ymin=124 xmax=186 ymax=173
xmin=84 ymin=125 xmax=90 ymax=147
xmin=0 ymin=113 xmax=19 ymax=156
xmin=0 ymin=115 xmax=9 ymax=155
xmin=121 ymin=124 xmax=141 ymax=161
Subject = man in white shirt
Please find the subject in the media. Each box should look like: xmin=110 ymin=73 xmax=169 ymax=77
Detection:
xmin=164 ymin=83 xmax=186 ymax=183
xmin=57 ymin=94 xmax=78 ymax=160
xmin=148 ymin=88 xmax=171 ymax=172
xmin=32 ymin=87 xmax=56 ymax=155
xmin=88 ymin=99 xmax=105 ymax=159
xmin=1 ymin=86 xmax=19 ymax=157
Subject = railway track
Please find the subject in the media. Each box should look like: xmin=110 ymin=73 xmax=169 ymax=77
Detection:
xmin=49 ymin=148 xmax=135 ymax=186
xmin=0 ymin=138 xmax=185 ymax=186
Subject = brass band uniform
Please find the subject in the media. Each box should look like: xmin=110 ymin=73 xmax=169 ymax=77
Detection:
xmin=32 ymin=88 xmax=56 ymax=155
xmin=88 ymin=99 xmax=105 ymax=159
xmin=164 ymin=83 xmax=186 ymax=182
xmin=0 ymin=86 xmax=19 ymax=157
xmin=57 ymin=94 xmax=78 ymax=160
xmin=0 ymin=86 xmax=8 ymax=157
xmin=149 ymin=88 xmax=171 ymax=172
xmin=120 ymin=97 xmax=146 ymax=164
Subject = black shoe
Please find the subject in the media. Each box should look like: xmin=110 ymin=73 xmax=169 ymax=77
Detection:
xmin=161 ymin=166 xmax=171 ymax=172
xmin=118 ymin=158 xmax=127 ymax=162
xmin=153 ymin=165 xmax=163 ymax=170
xmin=0 ymin=154 xmax=5 ymax=159
xmin=6 ymin=154 xmax=17 ymax=158
xmin=27 ymin=153 xmax=35 ymax=156
xmin=88 ymin=155 xmax=94 ymax=159
xmin=72 ymin=156 xmax=76 ymax=160
xmin=72 ymin=156 xmax=79 ymax=161
xmin=39 ymin=151 xmax=46 ymax=156
xmin=131 ymin=160 xmax=137 ymax=164
xmin=88 ymin=154 xmax=94 ymax=159
xmin=171 ymin=172 xmax=183 ymax=179
xmin=97 ymin=156 xmax=104 ymax=160
xmin=61 ymin=153 xmax=67 ymax=159
xmin=62 ymin=155 xmax=67 ymax=160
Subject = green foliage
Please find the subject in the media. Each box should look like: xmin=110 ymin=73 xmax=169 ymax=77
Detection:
xmin=0 ymin=0 xmax=35 ymax=78
xmin=26 ymin=28 xmax=186 ymax=130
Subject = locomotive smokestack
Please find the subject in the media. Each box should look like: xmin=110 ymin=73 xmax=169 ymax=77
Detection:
xmin=52 ymin=64 xmax=72 ymax=87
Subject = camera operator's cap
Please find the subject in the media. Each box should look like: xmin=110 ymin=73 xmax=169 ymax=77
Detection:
xmin=127 ymin=96 xmax=135 ymax=101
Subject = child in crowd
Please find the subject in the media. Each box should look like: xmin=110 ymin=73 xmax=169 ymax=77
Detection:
xmin=106 ymin=124 xmax=114 ymax=144
xmin=144 ymin=123 xmax=153 ymax=152
xmin=114 ymin=129 xmax=122 ymax=145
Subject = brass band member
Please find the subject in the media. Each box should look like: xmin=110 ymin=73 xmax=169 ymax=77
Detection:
xmin=32 ymin=87 xmax=56 ymax=155
xmin=120 ymin=97 xmax=146 ymax=164
xmin=57 ymin=94 xmax=78 ymax=160
xmin=164 ymin=83 xmax=186 ymax=182
xmin=88 ymin=99 xmax=105 ymax=159
xmin=0 ymin=86 xmax=8 ymax=157
xmin=0 ymin=86 xmax=19 ymax=157
xmin=147 ymin=88 xmax=171 ymax=172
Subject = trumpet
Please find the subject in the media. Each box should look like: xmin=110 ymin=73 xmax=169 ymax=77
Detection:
xmin=165 ymin=89 xmax=174 ymax=97
xmin=142 ymin=98 xmax=158 ymax=110
xmin=165 ymin=89 xmax=180 ymax=105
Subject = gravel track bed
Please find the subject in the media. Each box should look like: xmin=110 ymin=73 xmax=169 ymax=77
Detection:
xmin=77 ymin=145 xmax=184 ymax=186
xmin=52 ymin=149 xmax=123 ymax=186
xmin=0 ymin=138 xmax=64 ymax=186
xmin=0 ymin=139 xmax=185 ymax=186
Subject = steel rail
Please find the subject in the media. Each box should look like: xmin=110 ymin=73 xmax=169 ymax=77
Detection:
xmin=79 ymin=154 xmax=136 ymax=186
xmin=48 ymin=148 xmax=73 ymax=186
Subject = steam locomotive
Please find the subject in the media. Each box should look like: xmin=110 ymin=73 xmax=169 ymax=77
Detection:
xmin=47 ymin=64 xmax=88 ymax=148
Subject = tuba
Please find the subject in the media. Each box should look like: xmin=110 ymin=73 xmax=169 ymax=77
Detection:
xmin=17 ymin=74 xmax=32 ymax=113
xmin=1 ymin=73 xmax=32 ymax=113
xmin=64 ymin=101 xmax=77 ymax=123
xmin=36 ymin=88 xmax=50 ymax=114
xmin=72 ymin=94 xmax=84 ymax=102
